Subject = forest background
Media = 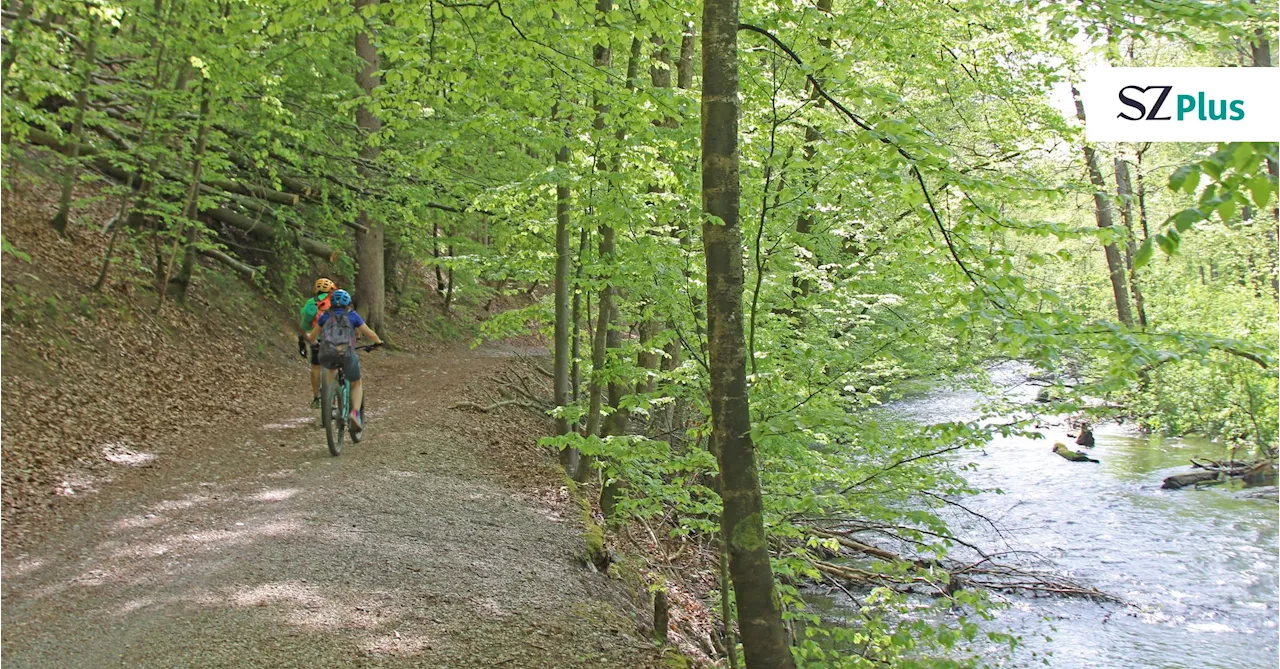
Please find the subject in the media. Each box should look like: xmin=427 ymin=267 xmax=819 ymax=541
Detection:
xmin=2 ymin=0 xmax=1277 ymax=666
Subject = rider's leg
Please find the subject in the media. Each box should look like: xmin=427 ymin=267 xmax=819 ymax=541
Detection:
xmin=309 ymin=345 xmax=322 ymax=405
xmin=350 ymin=379 xmax=364 ymax=417
xmin=346 ymin=352 xmax=364 ymax=427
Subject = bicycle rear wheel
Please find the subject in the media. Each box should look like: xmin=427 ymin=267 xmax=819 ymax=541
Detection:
xmin=321 ymin=374 xmax=347 ymax=456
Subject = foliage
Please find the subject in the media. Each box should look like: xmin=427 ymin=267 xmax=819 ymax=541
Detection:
xmin=4 ymin=0 xmax=1277 ymax=666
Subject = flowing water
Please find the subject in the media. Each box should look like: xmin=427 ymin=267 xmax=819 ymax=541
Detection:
xmin=812 ymin=366 xmax=1279 ymax=668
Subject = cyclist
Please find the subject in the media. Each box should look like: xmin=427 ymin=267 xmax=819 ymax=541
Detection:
xmin=299 ymin=278 xmax=337 ymax=408
xmin=307 ymin=289 xmax=383 ymax=432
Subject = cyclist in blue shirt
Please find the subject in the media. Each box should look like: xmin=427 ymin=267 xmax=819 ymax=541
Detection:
xmin=306 ymin=289 xmax=383 ymax=431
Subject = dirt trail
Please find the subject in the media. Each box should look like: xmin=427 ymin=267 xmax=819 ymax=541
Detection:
xmin=1 ymin=345 xmax=662 ymax=668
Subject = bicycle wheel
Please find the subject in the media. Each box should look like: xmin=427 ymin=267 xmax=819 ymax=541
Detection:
xmin=322 ymin=373 xmax=347 ymax=456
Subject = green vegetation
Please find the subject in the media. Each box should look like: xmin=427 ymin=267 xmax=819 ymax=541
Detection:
xmin=3 ymin=0 xmax=1276 ymax=666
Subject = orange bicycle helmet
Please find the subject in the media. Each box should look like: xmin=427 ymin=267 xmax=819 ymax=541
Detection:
xmin=314 ymin=278 xmax=337 ymax=294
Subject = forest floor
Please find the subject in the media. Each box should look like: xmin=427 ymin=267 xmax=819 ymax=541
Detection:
xmin=1 ymin=171 xmax=676 ymax=668
xmin=1 ymin=343 xmax=673 ymax=668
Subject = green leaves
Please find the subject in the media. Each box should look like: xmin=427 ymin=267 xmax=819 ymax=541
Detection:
xmin=1248 ymin=175 xmax=1273 ymax=210
xmin=1169 ymin=164 xmax=1199 ymax=194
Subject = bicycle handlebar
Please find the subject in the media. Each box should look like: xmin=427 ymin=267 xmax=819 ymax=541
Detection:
xmin=298 ymin=338 xmax=384 ymax=358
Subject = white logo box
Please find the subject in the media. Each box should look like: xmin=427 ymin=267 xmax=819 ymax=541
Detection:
xmin=1078 ymin=67 xmax=1280 ymax=142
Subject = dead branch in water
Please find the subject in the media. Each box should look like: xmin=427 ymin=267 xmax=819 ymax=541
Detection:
xmin=801 ymin=525 xmax=1119 ymax=603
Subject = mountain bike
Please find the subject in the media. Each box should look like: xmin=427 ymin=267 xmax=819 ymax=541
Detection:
xmin=319 ymin=342 xmax=382 ymax=456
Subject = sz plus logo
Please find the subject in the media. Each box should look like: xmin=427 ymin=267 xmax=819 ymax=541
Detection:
xmin=1080 ymin=68 xmax=1278 ymax=142
xmin=1116 ymin=86 xmax=1244 ymax=122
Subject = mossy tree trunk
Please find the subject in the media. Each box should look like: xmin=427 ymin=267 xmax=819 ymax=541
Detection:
xmin=702 ymin=2 xmax=795 ymax=667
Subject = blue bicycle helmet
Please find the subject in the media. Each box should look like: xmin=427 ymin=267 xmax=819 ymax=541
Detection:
xmin=330 ymin=289 xmax=352 ymax=307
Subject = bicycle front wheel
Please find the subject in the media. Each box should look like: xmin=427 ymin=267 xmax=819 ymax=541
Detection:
xmin=321 ymin=375 xmax=346 ymax=456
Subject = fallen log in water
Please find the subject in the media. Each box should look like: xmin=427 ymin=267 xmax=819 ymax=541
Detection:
xmin=1053 ymin=443 xmax=1099 ymax=463
xmin=1164 ymin=458 xmax=1277 ymax=490
xmin=1162 ymin=470 xmax=1221 ymax=489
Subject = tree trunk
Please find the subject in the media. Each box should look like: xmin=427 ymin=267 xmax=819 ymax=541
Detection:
xmin=1114 ymin=157 xmax=1147 ymax=327
xmin=677 ymin=22 xmax=695 ymax=90
xmin=578 ymin=0 xmax=617 ymax=482
xmin=199 ymin=246 xmax=257 ymax=276
xmin=49 ymin=18 xmax=97 ymax=235
xmin=1250 ymin=25 xmax=1278 ymax=294
xmin=1135 ymin=144 xmax=1151 ymax=241
xmin=702 ymin=3 xmax=795 ymax=668
xmin=553 ymin=90 xmax=576 ymax=474
xmin=1072 ymin=87 xmax=1133 ymax=327
xmin=791 ymin=0 xmax=832 ymax=306
xmin=433 ymin=222 xmax=446 ymax=295
xmin=384 ymin=239 xmax=398 ymax=295
xmin=572 ymin=226 xmax=589 ymax=403
xmin=602 ymin=36 xmax=641 ymax=441
xmin=353 ymin=0 xmax=385 ymax=332
xmin=158 ymin=86 xmax=211 ymax=308
xmin=555 ymin=141 xmax=574 ymax=447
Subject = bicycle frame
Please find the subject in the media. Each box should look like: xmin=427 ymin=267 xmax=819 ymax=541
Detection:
xmin=318 ymin=342 xmax=380 ymax=456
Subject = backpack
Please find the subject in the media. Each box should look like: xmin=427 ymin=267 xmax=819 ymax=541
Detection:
xmin=317 ymin=309 xmax=355 ymax=367
xmin=311 ymin=293 xmax=332 ymax=328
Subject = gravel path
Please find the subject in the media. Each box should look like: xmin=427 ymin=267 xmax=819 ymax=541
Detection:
xmin=1 ymin=347 xmax=662 ymax=668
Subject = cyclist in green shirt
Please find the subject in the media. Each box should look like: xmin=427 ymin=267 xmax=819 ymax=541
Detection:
xmin=298 ymin=277 xmax=337 ymax=408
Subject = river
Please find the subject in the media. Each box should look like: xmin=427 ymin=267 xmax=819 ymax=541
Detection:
xmin=810 ymin=365 xmax=1279 ymax=668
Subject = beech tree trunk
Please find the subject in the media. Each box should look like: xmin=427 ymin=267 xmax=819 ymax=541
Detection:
xmin=1114 ymin=157 xmax=1148 ymax=327
xmin=353 ymin=0 xmax=385 ymax=331
xmin=601 ymin=36 xmax=641 ymax=441
xmin=703 ymin=3 xmax=795 ymax=667
xmin=159 ymin=87 xmax=210 ymax=306
xmin=554 ymin=142 xmax=573 ymax=442
xmin=50 ymin=18 xmax=97 ymax=235
xmin=1072 ymin=87 xmax=1133 ymax=327
xmin=572 ymin=226 xmax=589 ymax=403
xmin=791 ymin=0 xmax=832 ymax=306
xmin=173 ymin=114 xmax=213 ymax=302
xmin=1250 ymin=26 xmax=1278 ymax=295
xmin=578 ymin=0 xmax=617 ymax=482
xmin=677 ymin=22 xmax=695 ymax=90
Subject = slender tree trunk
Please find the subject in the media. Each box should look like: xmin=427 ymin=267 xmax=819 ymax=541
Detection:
xmin=158 ymin=86 xmax=211 ymax=309
xmin=703 ymin=4 xmax=794 ymax=667
xmin=554 ymin=145 xmax=573 ymax=440
xmin=95 ymin=4 xmax=171 ymax=293
xmin=384 ymin=240 xmax=398 ymax=295
xmin=791 ymin=0 xmax=833 ymax=306
xmin=602 ymin=36 xmax=641 ymax=441
xmin=578 ymin=0 xmax=617 ymax=482
xmin=721 ymin=526 xmax=741 ymax=669
xmin=49 ymin=18 xmax=97 ymax=235
xmin=1114 ymin=157 xmax=1147 ymax=327
xmin=433 ymin=222 xmax=446 ymax=295
xmin=1072 ymin=87 xmax=1133 ymax=327
xmin=1135 ymin=143 xmax=1151 ymax=241
xmin=444 ymin=256 xmax=455 ymax=313
xmin=677 ymin=22 xmax=695 ymax=90
xmin=554 ymin=89 xmax=577 ymax=476
xmin=353 ymin=0 xmax=385 ymax=331
xmin=1250 ymin=26 xmax=1278 ymax=294
xmin=572 ymin=225 xmax=588 ymax=403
